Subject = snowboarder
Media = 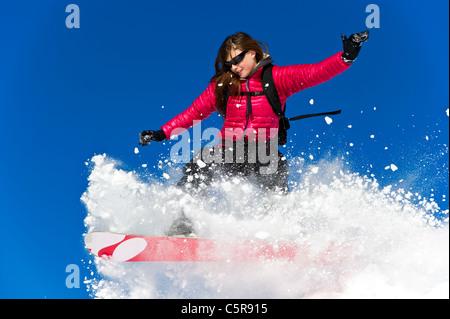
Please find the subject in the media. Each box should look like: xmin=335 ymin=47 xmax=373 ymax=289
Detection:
xmin=139 ymin=31 xmax=369 ymax=236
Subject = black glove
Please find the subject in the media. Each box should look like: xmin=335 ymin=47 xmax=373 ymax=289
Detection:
xmin=341 ymin=30 xmax=369 ymax=63
xmin=139 ymin=129 xmax=167 ymax=146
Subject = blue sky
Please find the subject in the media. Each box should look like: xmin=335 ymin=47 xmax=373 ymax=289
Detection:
xmin=0 ymin=0 xmax=448 ymax=298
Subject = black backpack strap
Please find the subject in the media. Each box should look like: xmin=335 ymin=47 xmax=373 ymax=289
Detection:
xmin=288 ymin=109 xmax=342 ymax=121
xmin=261 ymin=64 xmax=284 ymax=116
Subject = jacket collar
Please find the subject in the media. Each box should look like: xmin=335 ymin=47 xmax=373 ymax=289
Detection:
xmin=242 ymin=55 xmax=274 ymax=80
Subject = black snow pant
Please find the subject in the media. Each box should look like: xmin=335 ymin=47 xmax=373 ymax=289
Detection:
xmin=176 ymin=139 xmax=289 ymax=198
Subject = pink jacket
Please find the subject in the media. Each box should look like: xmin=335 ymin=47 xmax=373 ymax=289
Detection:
xmin=162 ymin=52 xmax=350 ymax=142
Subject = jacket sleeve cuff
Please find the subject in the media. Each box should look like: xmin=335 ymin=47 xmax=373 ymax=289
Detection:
xmin=339 ymin=51 xmax=354 ymax=65
xmin=161 ymin=125 xmax=172 ymax=140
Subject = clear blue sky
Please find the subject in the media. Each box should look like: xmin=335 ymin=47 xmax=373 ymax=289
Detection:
xmin=0 ymin=0 xmax=448 ymax=298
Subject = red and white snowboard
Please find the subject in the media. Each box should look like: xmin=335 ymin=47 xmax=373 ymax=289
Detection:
xmin=84 ymin=231 xmax=308 ymax=262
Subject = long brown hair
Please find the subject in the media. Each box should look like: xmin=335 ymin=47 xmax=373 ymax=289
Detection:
xmin=210 ymin=32 xmax=268 ymax=117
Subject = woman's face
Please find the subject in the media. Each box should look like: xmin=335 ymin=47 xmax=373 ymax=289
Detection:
xmin=226 ymin=48 xmax=257 ymax=79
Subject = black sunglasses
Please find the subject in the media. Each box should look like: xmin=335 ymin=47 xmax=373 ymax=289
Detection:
xmin=223 ymin=51 xmax=248 ymax=69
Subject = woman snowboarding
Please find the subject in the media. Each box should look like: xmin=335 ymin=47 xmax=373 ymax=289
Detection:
xmin=139 ymin=31 xmax=369 ymax=236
